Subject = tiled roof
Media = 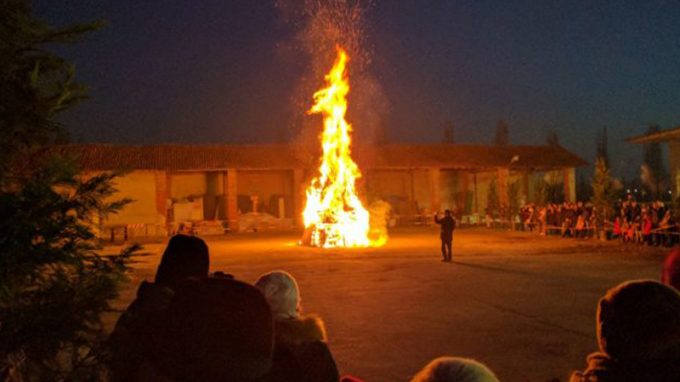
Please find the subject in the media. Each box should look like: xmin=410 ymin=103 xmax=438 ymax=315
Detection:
xmin=626 ymin=126 xmax=680 ymax=144
xmin=354 ymin=144 xmax=587 ymax=170
xmin=58 ymin=143 xmax=587 ymax=171
xmin=58 ymin=144 xmax=304 ymax=171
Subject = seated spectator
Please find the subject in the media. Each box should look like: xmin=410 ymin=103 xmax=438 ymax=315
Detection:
xmin=570 ymin=280 xmax=680 ymax=382
xmin=410 ymin=357 xmax=499 ymax=382
xmin=108 ymin=234 xmax=210 ymax=381
xmin=662 ymin=247 xmax=680 ymax=290
xmin=151 ymin=277 xmax=274 ymax=382
xmin=255 ymin=271 xmax=340 ymax=382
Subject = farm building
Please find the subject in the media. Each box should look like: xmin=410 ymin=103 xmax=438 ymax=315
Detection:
xmin=627 ymin=125 xmax=680 ymax=197
xmin=61 ymin=143 xmax=586 ymax=238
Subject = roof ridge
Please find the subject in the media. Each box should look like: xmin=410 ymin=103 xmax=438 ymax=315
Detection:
xmin=57 ymin=143 xmax=587 ymax=171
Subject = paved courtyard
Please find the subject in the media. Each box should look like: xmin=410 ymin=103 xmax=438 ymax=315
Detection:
xmin=108 ymin=227 xmax=667 ymax=382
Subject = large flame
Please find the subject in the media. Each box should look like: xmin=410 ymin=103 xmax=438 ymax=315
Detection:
xmin=302 ymin=46 xmax=377 ymax=248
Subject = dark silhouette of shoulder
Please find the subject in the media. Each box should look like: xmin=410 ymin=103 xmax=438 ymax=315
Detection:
xmin=271 ymin=315 xmax=339 ymax=382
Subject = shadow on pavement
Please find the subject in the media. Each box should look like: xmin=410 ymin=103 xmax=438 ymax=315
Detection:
xmin=449 ymin=259 xmax=536 ymax=277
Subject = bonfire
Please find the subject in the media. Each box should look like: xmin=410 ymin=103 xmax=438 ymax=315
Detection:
xmin=302 ymin=46 xmax=383 ymax=248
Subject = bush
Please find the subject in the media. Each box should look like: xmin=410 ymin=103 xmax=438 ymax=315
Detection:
xmin=0 ymin=1 xmax=137 ymax=379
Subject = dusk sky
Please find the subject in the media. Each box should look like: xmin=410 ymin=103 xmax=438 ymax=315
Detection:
xmin=35 ymin=1 xmax=680 ymax=179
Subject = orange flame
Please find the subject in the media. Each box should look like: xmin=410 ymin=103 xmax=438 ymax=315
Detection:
xmin=302 ymin=46 xmax=378 ymax=248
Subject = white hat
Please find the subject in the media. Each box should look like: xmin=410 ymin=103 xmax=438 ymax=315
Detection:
xmin=254 ymin=271 xmax=300 ymax=320
xmin=410 ymin=357 xmax=499 ymax=382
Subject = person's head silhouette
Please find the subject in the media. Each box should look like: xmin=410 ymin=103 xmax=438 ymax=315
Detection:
xmin=155 ymin=234 xmax=209 ymax=290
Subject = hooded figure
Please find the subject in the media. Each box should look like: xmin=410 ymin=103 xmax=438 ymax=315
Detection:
xmin=410 ymin=357 xmax=499 ymax=382
xmin=108 ymin=235 xmax=210 ymax=381
xmin=154 ymin=234 xmax=210 ymax=290
xmin=570 ymin=280 xmax=680 ymax=382
xmin=255 ymin=271 xmax=339 ymax=382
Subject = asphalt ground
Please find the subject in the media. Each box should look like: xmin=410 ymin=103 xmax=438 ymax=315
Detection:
xmin=105 ymin=227 xmax=667 ymax=382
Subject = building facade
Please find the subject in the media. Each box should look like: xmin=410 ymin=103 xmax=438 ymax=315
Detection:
xmin=627 ymin=126 xmax=680 ymax=198
xmin=62 ymin=143 xmax=586 ymax=238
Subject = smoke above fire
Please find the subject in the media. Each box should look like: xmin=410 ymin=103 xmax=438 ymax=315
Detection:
xmin=275 ymin=0 xmax=389 ymax=147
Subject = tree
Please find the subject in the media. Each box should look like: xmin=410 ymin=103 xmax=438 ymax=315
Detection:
xmin=0 ymin=2 xmax=136 ymax=379
xmin=642 ymin=124 xmax=667 ymax=200
xmin=591 ymin=157 xmax=620 ymax=233
xmin=0 ymin=1 xmax=100 ymax=180
xmin=596 ymin=127 xmax=609 ymax=168
xmin=442 ymin=120 xmax=455 ymax=144
xmin=494 ymin=119 xmax=509 ymax=146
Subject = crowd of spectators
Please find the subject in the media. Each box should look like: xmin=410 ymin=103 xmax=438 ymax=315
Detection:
xmin=107 ymin=234 xmax=680 ymax=382
xmin=488 ymin=195 xmax=680 ymax=246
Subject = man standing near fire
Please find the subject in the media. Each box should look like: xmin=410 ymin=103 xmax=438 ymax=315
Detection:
xmin=435 ymin=209 xmax=456 ymax=262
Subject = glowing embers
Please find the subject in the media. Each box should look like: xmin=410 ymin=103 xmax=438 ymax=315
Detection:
xmin=301 ymin=47 xmax=377 ymax=248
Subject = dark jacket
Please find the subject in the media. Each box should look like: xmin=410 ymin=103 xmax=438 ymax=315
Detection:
xmin=270 ymin=315 xmax=339 ymax=382
xmin=569 ymin=352 xmax=680 ymax=382
xmin=434 ymin=214 xmax=456 ymax=239
xmin=108 ymin=281 xmax=174 ymax=382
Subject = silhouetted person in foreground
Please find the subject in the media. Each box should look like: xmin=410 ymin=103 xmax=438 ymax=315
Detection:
xmin=255 ymin=271 xmax=340 ymax=382
xmin=570 ymin=280 xmax=680 ymax=382
xmin=151 ymin=277 xmax=274 ymax=382
xmin=108 ymin=234 xmax=210 ymax=381
xmin=435 ymin=209 xmax=456 ymax=262
xmin=410 ymin=357 xmax=499 ymax=382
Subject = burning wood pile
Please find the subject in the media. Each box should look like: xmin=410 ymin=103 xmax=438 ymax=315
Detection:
xmin=300 ymin=47 xmax=385 ymax=248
